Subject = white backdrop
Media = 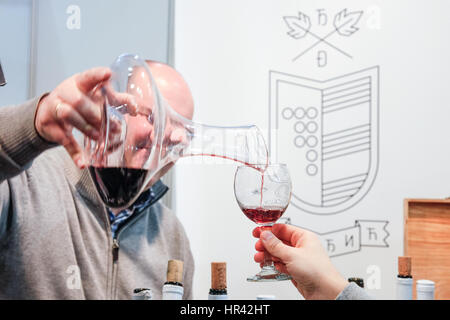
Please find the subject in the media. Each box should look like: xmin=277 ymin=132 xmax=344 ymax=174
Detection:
xmin=173 ymin=0 xmax=450 ymax=299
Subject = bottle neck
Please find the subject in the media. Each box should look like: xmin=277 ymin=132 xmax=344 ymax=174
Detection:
xmin=164 ymin=281 xmax=183 ymax=287
xmin=162 ymin=282 xmax=184 ymax=300
xmin=209 ymin=288 xmax=227 ymax=295
xmin=208 ymin=288 xmax=228 ymax=300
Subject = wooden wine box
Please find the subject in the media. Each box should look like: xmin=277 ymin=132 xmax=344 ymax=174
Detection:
xmin=404 ymin=199 xmax=450 ymax=299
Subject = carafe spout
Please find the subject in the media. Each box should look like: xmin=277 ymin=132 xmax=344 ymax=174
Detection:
xmin=161 ymin=106 xmax=268 ymax=170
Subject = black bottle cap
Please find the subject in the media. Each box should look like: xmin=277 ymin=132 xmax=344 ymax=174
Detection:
xmin=164 ymin=281 xmax=183 ymax=287
xmin=348 ymin=277 xmax=364 ymax=288
xmin=209 ymin=288 xmax=227 ymax=295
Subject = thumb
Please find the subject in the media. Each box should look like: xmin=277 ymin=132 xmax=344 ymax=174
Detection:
xmin=61 ymin=132 xmax=87 ymax=169
xmin=260 ymin=230 xmax=293 ymax=262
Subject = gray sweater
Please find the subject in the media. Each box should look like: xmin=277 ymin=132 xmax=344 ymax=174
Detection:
xmin=0 ymin=97 xmax=194 ymax=299
xmin=336 ymin=282 xmax=372 ymax=300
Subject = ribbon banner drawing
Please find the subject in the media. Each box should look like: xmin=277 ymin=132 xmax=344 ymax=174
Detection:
xmin=319 ymin=220 xmax=389 ymax=257
xmin=280 ymin=218 xmax=389 ymax=257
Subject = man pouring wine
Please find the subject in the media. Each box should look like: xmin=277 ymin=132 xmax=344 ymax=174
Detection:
xmin=1 ymin=55 xmax=370 ymax=300
xmin=0 ymin=60 xmax=195 ymax=299
xmin=88 ymin=58 xmax=194 ymax=211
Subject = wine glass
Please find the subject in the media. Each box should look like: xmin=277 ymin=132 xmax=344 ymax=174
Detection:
xmin=234 ymin=163 xmax=292 ymax=282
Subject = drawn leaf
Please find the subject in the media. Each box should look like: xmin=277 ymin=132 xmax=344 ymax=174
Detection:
xmin=334 ymin=9 xmax=363 ymax=36
xmin=283 ymin=12 xmax=311 ymax=39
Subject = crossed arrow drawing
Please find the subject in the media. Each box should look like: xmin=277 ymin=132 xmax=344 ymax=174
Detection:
xmin=283 ymin=9 xmax=363 ymax=62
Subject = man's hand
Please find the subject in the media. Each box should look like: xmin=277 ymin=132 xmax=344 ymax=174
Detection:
xmin=35 ymin=67 xmax=111 ymax=168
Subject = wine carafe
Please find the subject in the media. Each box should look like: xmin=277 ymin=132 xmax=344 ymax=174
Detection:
xmin=83 ymin=53 xmax=268 ymax=209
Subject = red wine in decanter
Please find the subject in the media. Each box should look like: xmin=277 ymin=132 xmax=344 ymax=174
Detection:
xmin=89 ymin=167 xmax=148 ymax=208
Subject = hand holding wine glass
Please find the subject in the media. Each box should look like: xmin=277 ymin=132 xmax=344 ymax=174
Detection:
xmin=253 ymin=223 xmax=350 ymax=299
xmin=234 ymin=163 xmax=292 ymax=282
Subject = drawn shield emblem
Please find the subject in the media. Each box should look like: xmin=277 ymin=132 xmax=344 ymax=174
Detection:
xmin=269 ymin=67 xmax=379 ymax=215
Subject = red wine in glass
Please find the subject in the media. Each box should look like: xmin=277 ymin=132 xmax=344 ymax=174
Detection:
xmin=242 ymin=207 xmax=286 ymax=225
xmin=89 ymin=166 xmax=148 ymax=209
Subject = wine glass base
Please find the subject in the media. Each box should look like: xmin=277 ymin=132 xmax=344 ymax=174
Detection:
xmin=246 ymin=270 xmax=292 ymax=282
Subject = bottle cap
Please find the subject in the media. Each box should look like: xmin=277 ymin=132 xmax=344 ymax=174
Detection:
xmin=132 ymin=288 xmax=152 ymax=300
xmin=416 ymin=279 xmax=435 ymax=300
xmin=208 ymin=292 xmax=228 ymax=300
xmin=416 ymin=279 xmax=435 ymax=291
xmin=256 ymin=294 xmax=276 ymax=300
xmin=398 ymin=256 xmax=412 ymax=277
xmin=396 ymin=277 xmax=413 ymax=300
xmin=348 ymin=277 xmax=364 ymax=288
xmin=166 ymin=259 xmax=184 ymax=283
xmin=211 ymin=262 xmax=227 ymax=290
xmin=162 ymin=283 xmax=184 ymax=300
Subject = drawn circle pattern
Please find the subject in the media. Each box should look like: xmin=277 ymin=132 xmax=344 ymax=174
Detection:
xmin=306 ymin=107 xmax=318 ymax=119
xmin=282 ymin=107 xmax=294 ymax=120
xmin=294 ymin=136 xmax=305 ymax=148
xmin=306 ymin=150 xmax=318 ymax=162
xmin=306 ymin=121 xmax=318 ymax=133
xmin=294 ymin=107 xmax=305 ymax=119
xmin=306 ymin=136 xmax=318 ymax=148
xmin=294 ymin=121 xmax=305 ymax=134
xmin=306 ymin=164 xmax=318 ymax=176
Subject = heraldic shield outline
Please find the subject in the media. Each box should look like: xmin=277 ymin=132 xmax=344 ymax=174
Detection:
xmin=269 ymin=66 xmax=379 ymax=215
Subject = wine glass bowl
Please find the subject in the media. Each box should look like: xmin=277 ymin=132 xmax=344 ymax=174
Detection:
xmin=234 ymin=163 xmax=292 ymax=282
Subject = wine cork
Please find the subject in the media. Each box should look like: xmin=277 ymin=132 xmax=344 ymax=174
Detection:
xmin=166 ymin=259 xmax=184 ymax=283
xmin=211 ymin=262 xmax=227 ymax=290
xmin=398 ymin=256 xmax=411 ymax=277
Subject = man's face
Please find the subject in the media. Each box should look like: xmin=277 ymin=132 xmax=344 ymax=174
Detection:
xmin=123 ymin=68 xmax=155 ymax=169
xmin=121 ymin=62 xmax=194 ymax=187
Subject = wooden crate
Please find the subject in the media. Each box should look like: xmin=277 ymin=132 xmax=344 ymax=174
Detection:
xmin=404 ymin=199 xmax=450 ymax=299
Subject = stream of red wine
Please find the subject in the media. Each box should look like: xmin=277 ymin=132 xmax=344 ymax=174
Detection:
xmin=188 ymin=153 xmax=268 ymax=206
xmin=186 ymin=153 xmax=267 ymax=172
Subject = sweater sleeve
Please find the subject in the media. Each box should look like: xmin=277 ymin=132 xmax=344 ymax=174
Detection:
xmin=0 ymin=95 xmax=56 ymax=182
xmin=336 ymin=282 xmax=373 ymax=300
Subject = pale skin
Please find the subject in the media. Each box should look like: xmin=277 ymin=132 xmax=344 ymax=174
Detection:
xmin=253 ymin=223 xmax=349 ymax=300
xmin=35 ymin=67 xmax=112 ymax=168
xmin=122 ymin=61 xmax=194 ymax=188
xmin=35 ymin=62 xmax=195 ymax=214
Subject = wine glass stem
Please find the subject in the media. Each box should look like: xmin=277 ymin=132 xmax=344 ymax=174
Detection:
xmin=263 ymin=251 xmax=274 ymax=269
xmin=260 ymin=225 xmax=274 ymax=269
